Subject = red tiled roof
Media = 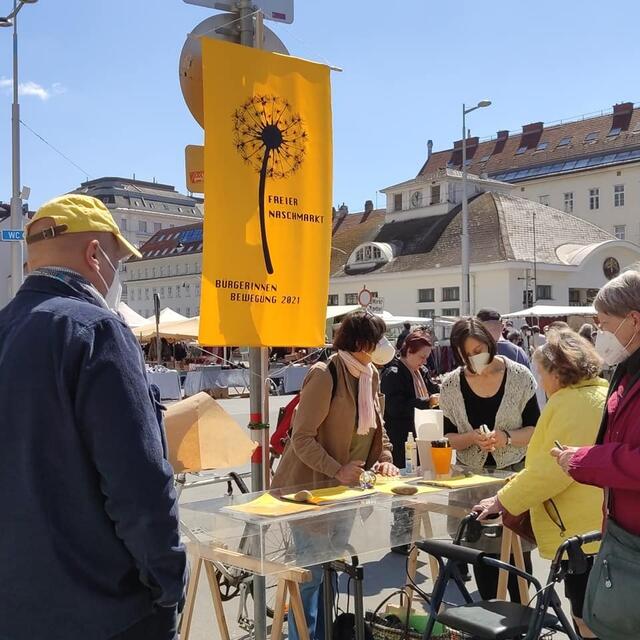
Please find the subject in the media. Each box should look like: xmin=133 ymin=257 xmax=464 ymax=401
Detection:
xmin=417 ymin=103 xmax=640 ymax=179
xmin=128 ymin=222 xmax=203 ymax=262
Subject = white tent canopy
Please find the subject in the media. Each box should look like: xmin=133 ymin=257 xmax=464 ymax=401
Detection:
xmin=376 ymin=311 xmax=456 ymax=328
xmin=503 ymin=305 xmax=596 ymax=319
xmin=136 ymin=307 xmax=187 ymax=330
xmin=135 ymin=316 xmax=200 ymax=341
xmin=118 ymin=302 xmax=147 ymax=328
xmin=326 ymin=305 xmax=360 ymax=320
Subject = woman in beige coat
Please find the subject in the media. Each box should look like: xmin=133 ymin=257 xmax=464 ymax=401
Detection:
xmin=271 ymin=310 xmax=398 ymax=640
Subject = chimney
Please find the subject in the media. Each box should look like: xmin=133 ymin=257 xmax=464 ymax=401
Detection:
xmin=364 ymin=200 xmax=374 ymax=213
xmin=522 ymin=122 xmax=544 ymax=135
xmin=427 ymin=139 xmax=433 ymax=159
xmin=497 ymin=130 xmax=509 ymax=141
xmin=332 ymin=206 xmax=337 ymax=219
xmin=338 ymin=203 xmax=348 ymax=215
xmin=613 ymin=102 xmax=633 ymax=116
xmin=466 ymin=136 xmax=479 ymax=150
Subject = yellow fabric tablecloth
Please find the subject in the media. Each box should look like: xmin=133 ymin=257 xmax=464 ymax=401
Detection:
xmin=225 ymin=492 xmax=319 ymax=517
xmin=417 ymin=474 xmax=508 ymax=489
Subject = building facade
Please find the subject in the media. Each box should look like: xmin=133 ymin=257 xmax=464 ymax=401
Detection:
xmin=329 ymin=171 xmax=640 ymax=337
xmin=125 ymin=223 xmax=203 ymax=318
xmin=416 ymin=101 xmax=640 ymax=243
xmin=73 ymin=177 xmax=203 ymax=250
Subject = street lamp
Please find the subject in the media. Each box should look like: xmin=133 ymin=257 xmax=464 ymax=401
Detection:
xmin=0 ymin=0 xmax=39 ymax=298
xmin=461 ymin=99 xmax=491 ymax=316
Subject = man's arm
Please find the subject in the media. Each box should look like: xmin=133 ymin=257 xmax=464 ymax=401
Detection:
xmin=74 ymin=318 xmax=187 ymax=608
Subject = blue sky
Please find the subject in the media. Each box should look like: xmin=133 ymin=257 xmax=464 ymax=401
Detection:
xmin=1 ymin=0 xmax=639 ymax=211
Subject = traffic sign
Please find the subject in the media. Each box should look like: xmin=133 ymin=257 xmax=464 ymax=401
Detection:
xmin=1 ymin=229 xmax=24 ymax=241
xmin=185 ymin=145 xmax=205 ymax=193
xmin=183 ymin=0 xmax=294 ymax=23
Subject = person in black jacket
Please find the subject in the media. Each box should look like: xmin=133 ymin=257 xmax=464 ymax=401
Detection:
xmin=395 ymin=322 xmax=412 ymax=351
xmin=381 ymin=330 xmax=439 ymax=468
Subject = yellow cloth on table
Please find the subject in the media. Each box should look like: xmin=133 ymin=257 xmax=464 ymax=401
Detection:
xmin=225 ymin=493 xmax=318 ymax=517
xmin=282 ymin=485 xmax=377 ymax=504
xmin=374 ymin=476 xmax=441 ymax=496
xmin=418 ymin=474 xmax=508 ymax=489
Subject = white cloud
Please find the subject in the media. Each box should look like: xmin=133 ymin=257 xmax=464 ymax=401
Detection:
xmin=0 ymin=77 xmax=66 ymax=101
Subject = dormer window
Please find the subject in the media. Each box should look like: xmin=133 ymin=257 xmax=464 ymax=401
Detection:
xmin=355 ymin=245 xmax=382 ymax=262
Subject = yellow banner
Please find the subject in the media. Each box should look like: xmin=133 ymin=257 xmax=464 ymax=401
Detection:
xmin=199 ymin=39 xmax=333 ymax=347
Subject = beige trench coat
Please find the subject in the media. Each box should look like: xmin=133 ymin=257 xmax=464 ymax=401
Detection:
xmin=270 ymin=355 xmax=393 ymax=490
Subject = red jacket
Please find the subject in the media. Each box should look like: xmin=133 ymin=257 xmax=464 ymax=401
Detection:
xmin=569 ymin=350 xmax=640 ymax=535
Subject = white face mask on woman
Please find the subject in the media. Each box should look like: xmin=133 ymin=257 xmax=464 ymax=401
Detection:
xmin=595 ymin=316 xmax=637 ymax=366
xmin=371 ymin=336 xmax=396 ymax=366
xmin=468 ymin=351 xmax=491 ymax=374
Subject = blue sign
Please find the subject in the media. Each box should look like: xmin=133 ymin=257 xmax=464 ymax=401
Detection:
xmin=1 ymin=229 xmax=25 ymax=241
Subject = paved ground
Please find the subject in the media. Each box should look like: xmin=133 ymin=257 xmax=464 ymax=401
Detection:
xmin=179 ymin=395 xmax=569 ymax=639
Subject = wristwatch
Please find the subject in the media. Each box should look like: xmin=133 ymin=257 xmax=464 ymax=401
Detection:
xmin=504 ymin=431 xmax=512 ymax=446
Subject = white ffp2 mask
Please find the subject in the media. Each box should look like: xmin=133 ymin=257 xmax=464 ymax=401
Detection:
xmin=469 ymin=352 xmax=491 ymax=374
xmin=371 ymin=336 xmax=396 ymax=366
xmin=96 ymin=247 xmax=122 ymax=312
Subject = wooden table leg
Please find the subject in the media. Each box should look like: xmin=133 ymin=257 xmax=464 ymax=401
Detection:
xmin=203 ymin=560 xmax=231 ymax=640
xmin=511 ymin=534 xmax=530 ymax=603
xmin=180 ymin=556 xmax=202 ymax=640
xmin=270 ymin=578 xmax=289 ymax=640
xmin=496 ymin=526 xmax=512 ymax=600
xmin=287 ymin=580 xmax=311 ymax=640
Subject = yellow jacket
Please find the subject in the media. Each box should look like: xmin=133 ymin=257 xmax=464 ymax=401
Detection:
xmin=498 ymin=378 xmax=607 ymax=559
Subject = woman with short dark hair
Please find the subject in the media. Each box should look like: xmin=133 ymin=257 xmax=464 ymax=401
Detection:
xmin=439 ymin=317 xmax=540 ymax=601
xmin=271 ymin=310 xmax=398 ymax=640
xmin=381 ymin=330 xmax=439 ymax=468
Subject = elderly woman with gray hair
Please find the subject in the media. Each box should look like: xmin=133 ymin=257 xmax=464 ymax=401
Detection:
xmin=552 ymin=269 xmax=640 ymax=640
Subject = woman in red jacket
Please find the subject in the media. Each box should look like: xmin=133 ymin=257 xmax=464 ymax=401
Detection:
xmin=553 ymin=270 xmax=640 ymax=640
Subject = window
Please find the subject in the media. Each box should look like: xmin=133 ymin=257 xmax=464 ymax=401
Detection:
xmin=152 ymin=267 xmax=157 ymax=277
xmin=120 ymin=217 xmax=128 ymax=231
xmin=186 ymin=263 xmax=191 ymax=274
xmin=328 ymin=294 xmax=339 ymax=306
xmin=393 ymin=193 xmax=403 ymax=211
xmin=160 ymin=266 xmax=165 ymax=276
xmin=536 ymin=285 xmax=552 ymax=300
xmin=430 ymin=184 xmax=441 ymax=205
xmin=584 ymin=132 xmax=599 ymax=143
xmin=442 ymin=286 xmax=460 ymax=302
xmin=176 ymin=287 xmax=181 ymax=298
xmin=176 ymin=265 xmax=180 ymax=275
xmin=538 ymin=195 xmax=550 ymax=206
xmin=153 ymin=222 xmax=162 ymax=232
xmin=186 ymin=307 xmax=191 ymax=317
xmin=441 ymin=308 xmax=460 ymax=317
xmin=563 ymin=192 xmax=574 ymax=213
xmin=418 ymin=309 xmax=435 ymax=319
xmin=568 ymin=289 xmax=581 ymax=306
xmin=355 ymin=245 xmax=382 ymax=262
xmin=168 ymin=286 xmax=173 ymax=298
xmin=608 ymin=127 xmax=622 ymax=138
xmin=589 ymin=188 xmax=600 ymax=210
xmin=557 ymin=136 xmax=572 ymax=147
xmin=345 ymin=293 xmax=358 ymax=305
xmin=185 ymin=283 xmax=191 ymax=296
xmin=614 ymin=225 xmax=626 ymax=240
xmin=159 ymin=287 xmax=164 ymax=297
xmin=144 ymin=268 xmax=148 ymax=278
xmin=145 ymin=288 xmax=149 ymax=300
xmin=195 ymin=282 xmax=201 ymax=296
xmin=418 ymin=288 xmax=435 ymax=303
xmin=536 ymin=142 xmax=549 ymax=151
xmin=138 ymin=220 xmax=147 ymax=233
xmin=614 ymin=184 xmax=625 ymax=207
xmin=515 ymin=146 xmax=527 ymax=155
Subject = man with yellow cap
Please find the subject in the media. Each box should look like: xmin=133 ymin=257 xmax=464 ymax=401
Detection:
xmin=0 ymin=195 xmax=187 ymax=640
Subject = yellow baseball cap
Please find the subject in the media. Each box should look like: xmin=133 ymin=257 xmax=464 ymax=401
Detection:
xmin=26 ymin=194 xmax=142 ymax=259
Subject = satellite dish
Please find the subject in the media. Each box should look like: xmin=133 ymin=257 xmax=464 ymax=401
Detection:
xmin=179 ymin=14 xmax=289 ymax=128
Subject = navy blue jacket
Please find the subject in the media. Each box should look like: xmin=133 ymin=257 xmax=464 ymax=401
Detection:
xmin=0 ymin=274 xmax=186 ymax=640
xmin=496 ymin=338 xmax=531 ymax=369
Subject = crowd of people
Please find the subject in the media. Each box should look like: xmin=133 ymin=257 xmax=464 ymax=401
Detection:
xmin=3 ymin=192 xmax=640 ymax=640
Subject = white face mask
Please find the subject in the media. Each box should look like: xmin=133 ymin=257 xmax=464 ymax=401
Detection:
xmin=96 ymin=246 xmax=122 ymax=312
xmin=371 ymin=336 xmax=396 ymax=366
xmin=595 ymin=317 xmax=637 ymax=366
xmin=468 ymin=351 xmax=491 ymax=374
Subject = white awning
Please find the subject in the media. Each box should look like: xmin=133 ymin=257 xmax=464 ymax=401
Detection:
xmin=503 ymin=305 xmax=596 ymax=319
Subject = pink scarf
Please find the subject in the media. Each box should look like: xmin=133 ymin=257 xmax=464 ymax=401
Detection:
xmin=402 ymin=360 xmax=429 ymax=400
xmin=338 ymin=351 xmax=378 ymax=435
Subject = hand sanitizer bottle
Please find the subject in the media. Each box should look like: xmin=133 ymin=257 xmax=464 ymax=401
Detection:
xmin=405 ymin=432 xmax=418 ymax=475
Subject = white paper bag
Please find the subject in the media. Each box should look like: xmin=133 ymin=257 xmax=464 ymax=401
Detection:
xmin=415 ymin=409 xmax=443 ymax=441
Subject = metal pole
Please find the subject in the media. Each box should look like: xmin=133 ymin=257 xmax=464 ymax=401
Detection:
xmin=10 ymin=0 xmax=23 ymax=298
xmin=533 ymin=210 xmax=537 ymax=303
xmin=239 ymin=4 xmax=267 ymax=636
xmin=461 ymin=105 xmax=470 ymax=316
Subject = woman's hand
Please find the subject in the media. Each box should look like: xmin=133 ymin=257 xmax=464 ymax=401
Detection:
xmin=335 ymin=460 xmax=365 ymax=485
xmin=373 ymin=461 xmax=400 ymax=477
xmin=473 ymin=495 xmax=503 ymax=521
xmin=551 ymin=446 xmax=579 ymax=474
xmin=492 ymin=430 xmax=508 ymax=449
xmin=428 ymin=393 xmax=440 ymax=408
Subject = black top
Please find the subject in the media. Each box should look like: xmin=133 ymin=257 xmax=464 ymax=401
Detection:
xmin=444 ymin=369 xmax=540 ymax=467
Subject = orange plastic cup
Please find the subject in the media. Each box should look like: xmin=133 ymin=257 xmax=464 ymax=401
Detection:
xmin=430 ymin=445 xmax=453 ymax=475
